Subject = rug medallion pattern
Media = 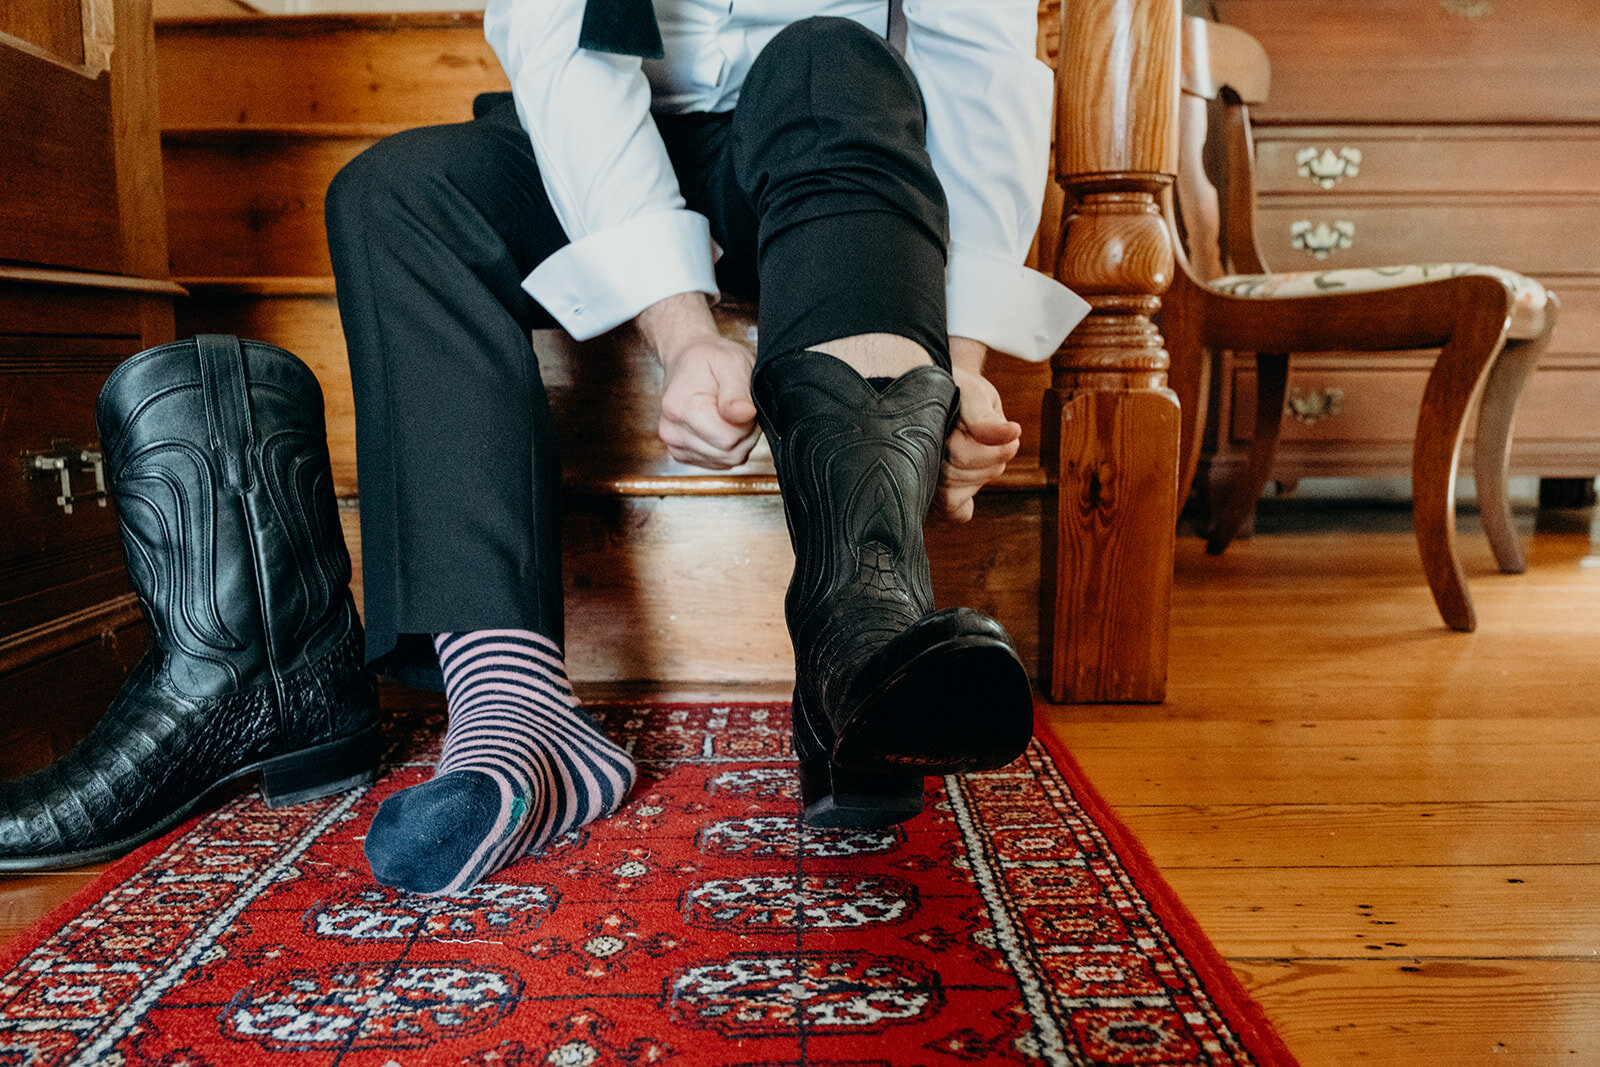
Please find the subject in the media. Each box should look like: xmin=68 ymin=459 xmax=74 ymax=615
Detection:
xmin=0 ymin=704 xmax=1287 ymax=1065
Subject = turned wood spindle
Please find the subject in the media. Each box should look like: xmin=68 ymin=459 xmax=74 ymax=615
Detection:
xmin=1041 ymin=0 xmax=1181 ymax=703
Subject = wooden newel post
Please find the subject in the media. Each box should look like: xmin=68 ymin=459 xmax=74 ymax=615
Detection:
xmin=1041 ymin=0 xmax=1181 ymax=703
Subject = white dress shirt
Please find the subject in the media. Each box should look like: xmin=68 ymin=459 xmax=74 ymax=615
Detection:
xmin=483 ymin=0 xmax=1088 ymax=361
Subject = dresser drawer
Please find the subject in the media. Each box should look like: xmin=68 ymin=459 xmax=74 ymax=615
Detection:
xmin=1253 ymin=199 xmax=1600 ymax=277
xmin=1214 ymin=0 xmax=1600 ymax=123
xmin=1253 ymin=127 xmax=1600 ymax=198
xmin=1229 ymin=357 xmax=1600 ymax=450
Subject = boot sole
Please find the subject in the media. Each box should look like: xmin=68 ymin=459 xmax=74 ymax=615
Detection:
xmin=0 ymin=725 xmax=382 ymax=873
xmin=832 ymin=634 xmax=1034 ymax=775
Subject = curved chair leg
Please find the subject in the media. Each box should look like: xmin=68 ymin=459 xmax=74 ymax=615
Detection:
xmin=1474 ymin=296 xmax=1560 ymax=575
xmin=1207 ymin=351 xmax=1288 ymax=555
xmin=1413 ymin=290 xmax=1513 ymax=632
xmin=1163 ymin=280 xmax=1211 ymax=519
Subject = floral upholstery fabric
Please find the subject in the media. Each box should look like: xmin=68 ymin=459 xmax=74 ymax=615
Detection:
xmin=1210 ymin=263 xmax=1550 ymax=339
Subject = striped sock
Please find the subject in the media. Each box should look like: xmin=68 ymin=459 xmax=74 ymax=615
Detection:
xmin=363 ymin=629 xmax=637 ymax=895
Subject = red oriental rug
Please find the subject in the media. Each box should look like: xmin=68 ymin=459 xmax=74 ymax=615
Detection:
xmin=0 ymin=703 xmax=1297 ymax=1066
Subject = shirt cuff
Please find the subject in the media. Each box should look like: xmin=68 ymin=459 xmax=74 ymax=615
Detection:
xmin=945 ymin=245 xmax=1091 ymax=362
xmin=523 ymin=209 xmax=719 ymax=340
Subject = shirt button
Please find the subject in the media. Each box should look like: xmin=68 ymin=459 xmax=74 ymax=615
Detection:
xmin=571 ymin=304 xmax=585 ymax=316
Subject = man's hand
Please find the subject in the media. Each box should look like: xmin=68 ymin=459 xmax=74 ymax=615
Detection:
xmin=940 ymin=337 xmax=1021 ymax=522
xmin=637 ymin=292 xmax=759 ymax=470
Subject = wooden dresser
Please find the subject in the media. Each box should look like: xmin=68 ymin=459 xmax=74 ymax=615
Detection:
xmin=0 ymin=0 xmax=179 ymax=774
xmin=1203 ymin=0 xmax=1600 ymax=495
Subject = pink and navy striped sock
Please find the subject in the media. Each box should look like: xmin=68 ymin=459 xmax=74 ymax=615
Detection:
xmin=364 ymin=629 xmax=637 ymax=895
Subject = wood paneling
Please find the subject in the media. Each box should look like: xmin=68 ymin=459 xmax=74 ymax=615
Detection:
xmin=0 ymin=614 xmax=146 ymax=778
xmin=340 ymin=491 xmax=1043 ymax=686
xmin=1213 ymin=0 xmax=1600 ymax=124
xmin=0 ymin=49 xmax=118 ymax=272
xmin=0 ymin=296 xmax=154 ymax=640
xmin=0 ymin=0 xmax=86 ymax=65
xmin=110 ymin=0 xmax=173 ymax=282
xmin=163 ymin=132 xmax=370 ymax=277
xmin=156 ymin=13 xmax=507 ymax=130
xmin=404 ymin=491 xmax=1042 ymax=684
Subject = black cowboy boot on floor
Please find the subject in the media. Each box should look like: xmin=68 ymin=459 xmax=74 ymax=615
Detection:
xmin=0 ymin=336 xmax=379 ymax=871
xmin=753 ymin=349 xmax=1033 ymax=830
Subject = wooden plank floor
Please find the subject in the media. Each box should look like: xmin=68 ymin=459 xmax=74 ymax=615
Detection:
xmin=1042 ymin=494 xmax=1600 ymax=1065
xmin=1 ymin=490 xmax=1595 ymax=1064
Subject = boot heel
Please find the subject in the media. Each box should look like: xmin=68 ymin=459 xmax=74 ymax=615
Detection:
xmin=259 ymin=725 xmax=381 ymax=808
xmin=798 ymin=755 xmax=923 ymax=830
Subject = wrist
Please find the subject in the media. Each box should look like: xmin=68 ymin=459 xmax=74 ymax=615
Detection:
xmin=637 ymin=291 xmax=719 ymax=361
xmin=949 ymin=336 xmax=987 ymax=375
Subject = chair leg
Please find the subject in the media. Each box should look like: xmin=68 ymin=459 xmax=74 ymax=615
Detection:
xmin=1207 ymin=351 xmax=1288 ymax=555
xmin=1163 ymin=280 xmax=1210 ymax=519
xmin=1413 ymin=295 xmax=1513 ymax=632
xmin=1473 ymin=298 xmax=1560 ymax=575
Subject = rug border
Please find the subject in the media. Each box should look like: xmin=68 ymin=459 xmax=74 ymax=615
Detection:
xmin=1031 ymin=707 xmax=1302 ymax=1067
xmin=0 ymin=818 xmax=194 ymax=975
xmin=0 ymin=700 xmax=1301 ymax=1067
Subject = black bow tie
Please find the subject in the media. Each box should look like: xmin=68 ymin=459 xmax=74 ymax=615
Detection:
xmin=580 ymin=0 xmax=665 ymax=58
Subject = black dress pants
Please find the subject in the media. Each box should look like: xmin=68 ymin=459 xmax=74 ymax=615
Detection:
xmin=326 ymin=17 xmax=950 ymax=688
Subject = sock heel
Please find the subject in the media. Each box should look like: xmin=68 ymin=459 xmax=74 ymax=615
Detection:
xmin=259 ymin=724 xmax=381 ymax=808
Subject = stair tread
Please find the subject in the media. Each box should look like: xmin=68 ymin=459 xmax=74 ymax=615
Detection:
xmin=566 ymin=461 xmax=1047 ymax=497
xmin=164 ymin=124 xmax=399 ymax=141
xmin=155 ymin=11 xmax=485 ymax=33
xmin=176 ymin=275 xmax=336 ymax=296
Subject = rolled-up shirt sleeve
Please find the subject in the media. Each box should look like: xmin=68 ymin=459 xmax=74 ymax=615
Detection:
xmin=903 ymin=0 xmax=1088 ymax=361
xmin=485 ymin=0 xmax=719 ymax=340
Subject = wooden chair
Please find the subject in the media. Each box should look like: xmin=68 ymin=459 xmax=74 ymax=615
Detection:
xmin=1163 ymin=16 xmax=1560 ymax=632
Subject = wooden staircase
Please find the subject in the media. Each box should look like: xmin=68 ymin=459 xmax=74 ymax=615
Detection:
xmin=156 ymin=12 xmax=1053 ymax=685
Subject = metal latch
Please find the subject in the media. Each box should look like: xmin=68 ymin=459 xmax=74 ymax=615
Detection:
xmin=23 ymin=444 xmax=107 ymax=515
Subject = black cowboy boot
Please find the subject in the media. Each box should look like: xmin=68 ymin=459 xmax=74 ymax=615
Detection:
xmin=0 ymin=336 xmax=379 ymax=871
xmin=753 ymin=349 xmax=1033 ymax=829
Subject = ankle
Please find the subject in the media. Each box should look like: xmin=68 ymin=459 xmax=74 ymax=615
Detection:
xmin=808 ymin=333 xmax=932 ymax=378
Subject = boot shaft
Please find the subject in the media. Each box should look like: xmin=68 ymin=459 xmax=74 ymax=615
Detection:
xmin=753 ymin=349 xmax=957 ymax=713
xmin=754 ymin=349 xmax=956 ymax=611
xmin=97 ymin=336 xmax=355 ymax=697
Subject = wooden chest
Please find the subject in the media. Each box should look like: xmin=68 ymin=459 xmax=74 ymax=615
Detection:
xmin=1206 ymin=0 xmax=1600 ymax=488
xmin=0 ymin=0 xmax=176 ymax=775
